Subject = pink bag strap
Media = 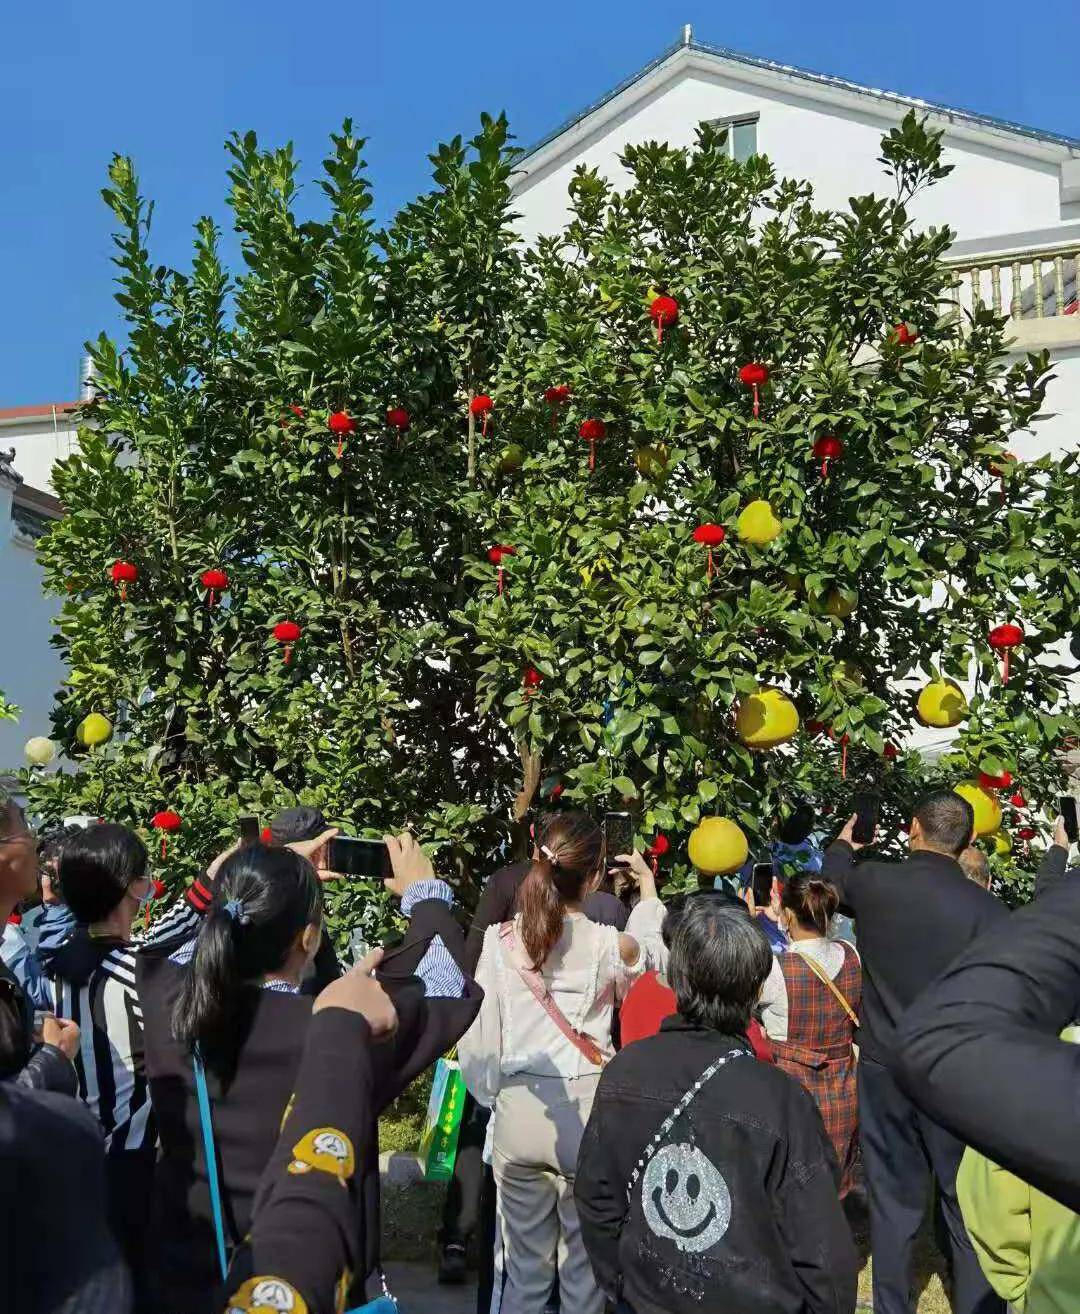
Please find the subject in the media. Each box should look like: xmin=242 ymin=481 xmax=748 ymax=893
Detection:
xmin=498 ymin=921 xmax=606 ymax=1068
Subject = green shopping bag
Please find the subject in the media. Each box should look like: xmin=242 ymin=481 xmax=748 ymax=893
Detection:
xmin=419 ymin=1056 xmax=466 ymax=1182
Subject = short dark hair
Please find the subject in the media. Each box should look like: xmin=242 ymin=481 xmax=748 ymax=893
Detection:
xmin=58 ymin=824 xmax=148 ymax=923
xmin=914 ymin=790 xmax=974 ymax=856
xmin=38 ymin=824 xmax=84 ymax=868
xmin=668 ymin=894 xmax=773 ymax=1034
xmin=269 ymin=806 xmax=327 ymax=845
xmin=777 ymin=801 xmax=815 ymax=846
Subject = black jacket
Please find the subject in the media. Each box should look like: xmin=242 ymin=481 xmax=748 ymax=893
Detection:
xmin=221 ymin=1006 xmax=375 ymax=1314
xmin=574 ymin=1016 xmax=858 ymax=1314
xmin=140 ymin=892 xmax=481 ymax=1313
xmin=0 ymin=956 xmax=76 ymax=1095
xmin=822 ymin=840 xmax=1006 ymax=1064
xmin=1034 ymin=842 xmax=1078 ymax=898
xmin=898 ymin=862 xmax=1080 ymax=1213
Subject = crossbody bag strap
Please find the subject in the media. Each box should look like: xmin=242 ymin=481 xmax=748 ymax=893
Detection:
xmin=498 ymin=922 xmax=606 ymax=1068
xmin=799 ymin=951 xmax=859 ymax=1026
xmin=192 ymin=1046 xmax=230 ymax=1281
xmin=626 ymin=1047 xmax=749 ymax=1202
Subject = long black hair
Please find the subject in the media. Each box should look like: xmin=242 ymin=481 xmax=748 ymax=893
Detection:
xmin=172 ymin=843 xmax=322 ymax=1057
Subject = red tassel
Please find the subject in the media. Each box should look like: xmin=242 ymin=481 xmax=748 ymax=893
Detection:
xmin=336 ymin=436 xmax=344 ymax=460
xmin=283 ymin=645 xmax=293 ymax=665
xmin=841 ymin=741 xmax=848 ymax=779
xmin=1002 ymin=650 xmax=1010 ymax=684
xmin=821 ymin=458 xmax=829 ymax=479
xmin=657 ymin=323 xmax=663 ymax=344
xmin=160 ymin=837 xmax=167 ymax=860
xmin=497 ymin=567 xmax=504 ymax=596
xmin=752 ymin=384 xmax=760 ymax=419
xmin=551 ymin=409 xmax=557 ymax=432
xmin=205 ymin=589 xmax=216 ymax=608
xmin=482 ymin=415 xmax=489 ymax=438
xmin=119 ymin=583 xmax=127 ymax=603
xmin=588 ymin=439 xmax=596 ymax=472
xmin=706 ymin=547 xmax=714 ymax=581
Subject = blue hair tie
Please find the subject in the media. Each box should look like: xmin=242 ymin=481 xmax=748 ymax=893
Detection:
xmin=223 ymin=898 xmax=249 ymax=926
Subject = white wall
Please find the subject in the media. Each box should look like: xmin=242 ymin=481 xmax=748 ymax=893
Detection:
xmin=2 ymin=416 xmax=79 ymax=496
xmin=513 ymin=62 xmax=1072 ymax=245
xmin=0 ymin=481 xmax=65 ymax=772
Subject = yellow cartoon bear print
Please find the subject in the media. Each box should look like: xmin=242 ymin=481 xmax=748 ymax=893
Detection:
xmin=225 ymin=1275 xmax=309 ymax=1313
xmin=287 ymin=1126 xmax=356 ymax=1185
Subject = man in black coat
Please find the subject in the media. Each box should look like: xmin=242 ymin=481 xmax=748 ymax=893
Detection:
xmin=898 ymin=813 xmax=1080 ymax=1213
xmin=822 ymin=790 xmax=1006 ymax=1314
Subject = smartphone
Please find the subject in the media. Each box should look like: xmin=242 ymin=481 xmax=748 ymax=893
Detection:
xmin=603 ymin=811 xmax=634 ymax=866
xmin=750 ymin=861 xmax=775 ymax=905
xmin=851 ymin=792 xmax=880 ymax=846
xmin=1061 ymin=796 xmax=1080 ymax=844
xmin=328 ymin=836 xmax=392 ymax=880
xmin=238 ymin=815 xmax=260 ymax=845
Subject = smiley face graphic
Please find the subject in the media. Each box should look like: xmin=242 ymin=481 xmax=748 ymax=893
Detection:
xmin=642 ymin=1142 xmax=732 ymax=1254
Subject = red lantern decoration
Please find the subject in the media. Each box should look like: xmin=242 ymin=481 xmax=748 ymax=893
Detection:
xmin=150 ymin=809 xmax=182 ymax=860
xmin=892 ymin=323 xmax=918 ymax=346
xmin=200 ymin=568 xmax=229 ymax=608
xmin=289 ymin=404 xmax=305 ymax=419
xmin=990 ymin=451 xmax=1017 ymax=502
xmin=1017 ymin=826 xmax=1037 ymax=841
xmin=273 ymin=620 xmax=302 ymax=665
xmin=989 ymin=622 xmax=1024 ymax=684
xmin=813 ymin=435 xmax=844 ymax=480
xmin=470 ymin=394 xmax=494 ymax=437
xmin=738 ymin=362 xmax=769 ymax=418
xmin=386 ymin=406 xmax=411 ymax=434
xmin=110 ymin=560 xmax=138 ymax=602
xmin=1009 ymin=791 xmax=1027 ymax=809
xmin=646 ymin=832 xmax=669 ymax=875
xmin=522 ymin=666 xmax=543 ymax=694
xmin=978 ymin=769 xmax=1013 ymax=791
xmin=260 ymin=826 xmax=273 ymax=843
xmin=579 ymin=418 xmax=606 ymax=472
xmin=487 ymin=544 xmax=517 ymax=596
xmin=649 ymin=295 xmax=679 ymax=344
xmin=828 ymin=727 xmax=850 ymax=778
xmin=328 ymin=410 xmax=356 ymax=459
xmin=544 ymin=384 xmax=571 ymax=430
xmin=691 ymin=523 xmax=726 ymax=580
xmin=883 ymin=742 xmax=899 ymax=760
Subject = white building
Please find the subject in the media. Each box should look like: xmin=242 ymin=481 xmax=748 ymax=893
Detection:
xmin=2 ymin=30 xmax=1079 ymax=767
xmin=512 ymin=29 xmax=1080 ymax=465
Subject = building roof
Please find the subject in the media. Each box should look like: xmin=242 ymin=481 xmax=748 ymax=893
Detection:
xmin=520 ymin=33 xmax=1080 ymax=167
xmin=0 ymin=402 xmax=81 ymax=423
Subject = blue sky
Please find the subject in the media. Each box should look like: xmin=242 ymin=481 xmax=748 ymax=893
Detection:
xmin=5 ymin=0 xmax=1079 ymax=402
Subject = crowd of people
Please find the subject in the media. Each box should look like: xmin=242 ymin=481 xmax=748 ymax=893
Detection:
xmin=2 ymin=780 xmax=1079 ymax=1314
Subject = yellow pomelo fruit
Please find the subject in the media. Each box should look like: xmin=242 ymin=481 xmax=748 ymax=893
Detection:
xmin=916 ymin=680 xmax=967 ymax=728
xmin=24 ymin=737 xmax=56 ymax=766
xmin=825 ymin=589 xmax=857 ymax=618
xmin=735 ymin=686 xmax=800 ymax=750
xmin=955 ymin=781 xmax=1002 ymax=837
xmin=688 ymin=817 xmax=749 ymax=875
xmin=832 ymin=661 xmax=865 ymax=687
xmin=736 ymin=500 xmax=782 ymax=546
xmin=634 ymin=444 xmax=670 ymax=479
xmin=994 ymin=832 xmax=1013 ymax=856
xmin=76 ymin=713 xmax=113 ymax=747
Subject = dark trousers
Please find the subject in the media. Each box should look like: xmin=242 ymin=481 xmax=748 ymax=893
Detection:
xmin=105 ymin=1148 xmax=155 ymax=1314
xmin=858 ymin=1058 xmax=1003 ymax=1314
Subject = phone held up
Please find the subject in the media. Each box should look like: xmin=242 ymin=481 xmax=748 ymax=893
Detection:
xmin=603 ymin=811 xmax=634 ymax=869
xmin=328 ymin=836 xmax=393 ymax=881
xmin=238 ymin=815 xmax=260 ymax=845
xmin=851 ymin=792 xmax=881 ymax=846
xmin=1060 ymin=796 xmax=1080 ymax=845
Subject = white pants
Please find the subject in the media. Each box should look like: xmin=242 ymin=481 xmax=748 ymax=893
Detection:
xmin=489 ymin=1072 xmax=603 ymax=1314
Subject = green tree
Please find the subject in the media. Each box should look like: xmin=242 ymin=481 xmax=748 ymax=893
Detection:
xmin=26 ymin=112 xmax=1078 ymax=923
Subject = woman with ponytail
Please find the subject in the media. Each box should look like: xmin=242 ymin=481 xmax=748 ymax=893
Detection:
xmin=136 ymin=832 xmax=480 ymax=1313
xmin=757 ymin=868 xmax=863 ymax=1196
xmin=459 ymin=810 xmax=664 ymax=1314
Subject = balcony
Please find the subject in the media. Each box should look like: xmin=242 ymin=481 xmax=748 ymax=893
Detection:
xmin=945 ymin=233 xmax=1080 ymax=351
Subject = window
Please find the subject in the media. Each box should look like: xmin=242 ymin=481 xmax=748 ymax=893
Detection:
xmin=709 ymin=113 xmax=759 ymax=163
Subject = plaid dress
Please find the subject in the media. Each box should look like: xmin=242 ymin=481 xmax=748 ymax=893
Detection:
xmin=770 ymin=942 xmax=862 ymax=1196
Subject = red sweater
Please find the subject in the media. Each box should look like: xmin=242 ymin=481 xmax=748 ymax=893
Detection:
xmin=619 ymin=970 xmax=773 ymax=1061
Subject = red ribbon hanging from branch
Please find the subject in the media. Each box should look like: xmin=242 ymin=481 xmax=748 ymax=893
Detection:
xmin=487 ymin=544 xmax=517 ymax=596
xmin=579 ymin=418 xmax=606 ymax=472
xmin=739 ymin=362 xmax=769 ymax=419
xmin=691 ymin=524 xmax=726 ymax=580
xmin=988 ymin=622 xmax=1023 ymax=684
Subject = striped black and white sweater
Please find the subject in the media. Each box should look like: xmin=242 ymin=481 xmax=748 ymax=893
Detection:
xmin=39 ymin=888 xmax=206 ymax=1155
